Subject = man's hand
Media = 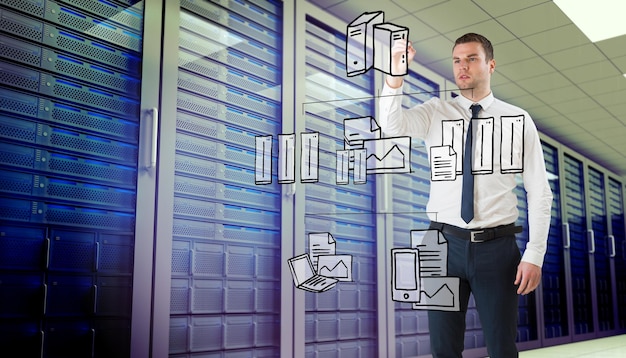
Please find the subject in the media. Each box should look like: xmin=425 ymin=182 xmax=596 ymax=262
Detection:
xmin=386 ymin=39 xmax=416 ymax=89
xmin=515 ymin=261 xmax=542 ymax=295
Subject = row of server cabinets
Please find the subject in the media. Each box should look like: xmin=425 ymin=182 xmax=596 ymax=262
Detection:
xmin=1 ymin=0 xmax=625 ymax=357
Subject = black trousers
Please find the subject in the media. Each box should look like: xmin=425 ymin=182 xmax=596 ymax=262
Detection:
xmin=427 ymin=227 xmax=521 ymax=358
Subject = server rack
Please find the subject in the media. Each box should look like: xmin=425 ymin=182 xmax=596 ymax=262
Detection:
xmin=303 ymin=17 xmax=378 ymax=357
xmin=0 ymin=0 xmax=143 ymax=357
xmin=155 ymin=0 xmax=284 ymax=356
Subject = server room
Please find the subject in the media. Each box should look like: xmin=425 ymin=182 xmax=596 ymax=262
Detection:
xmin=0 ymin=0 xmax=625 ymax=357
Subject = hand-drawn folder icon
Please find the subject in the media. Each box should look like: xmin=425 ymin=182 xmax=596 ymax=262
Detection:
xmin=344 ymin=116 xmax=381 ymax=146
xmin=288 ymin=253 xmax=338 ymax=293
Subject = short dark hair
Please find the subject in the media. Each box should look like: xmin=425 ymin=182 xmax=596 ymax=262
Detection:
xmin=454 ymin=33 xmax=494 ymax=62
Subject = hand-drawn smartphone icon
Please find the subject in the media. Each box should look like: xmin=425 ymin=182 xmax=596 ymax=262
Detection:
xmin=391 ymin=248 xmax=420 ymax=302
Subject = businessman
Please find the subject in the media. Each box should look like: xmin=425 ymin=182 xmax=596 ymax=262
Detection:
xmin=379 ymin=33 xmax=553 ymax=357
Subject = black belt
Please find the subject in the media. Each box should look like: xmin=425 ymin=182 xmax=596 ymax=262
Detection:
xmin=429 ymin=222 xmax=522 ymax=243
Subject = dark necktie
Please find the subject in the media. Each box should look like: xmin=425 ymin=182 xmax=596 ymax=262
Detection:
xmin=461 ymin=104 xmax=482 ymax=223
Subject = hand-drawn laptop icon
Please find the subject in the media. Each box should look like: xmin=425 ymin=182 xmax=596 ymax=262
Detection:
xmin=288 ymin=253 xmax=338 ymax=293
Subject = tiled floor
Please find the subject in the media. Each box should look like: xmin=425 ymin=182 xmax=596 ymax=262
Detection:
xmin=519 ymin=335 xmax=626 ymax=357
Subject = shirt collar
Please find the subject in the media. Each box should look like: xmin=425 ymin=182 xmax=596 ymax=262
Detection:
xmin=455 ymin=92 xmax=495 ymax=114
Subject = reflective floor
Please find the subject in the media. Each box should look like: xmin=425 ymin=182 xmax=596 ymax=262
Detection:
xmin=519 ymin=335 xmax=626 ymax=358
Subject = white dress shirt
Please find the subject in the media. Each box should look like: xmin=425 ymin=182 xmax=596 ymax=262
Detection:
xmin=379 ymin=83 xmax=553 ymax=267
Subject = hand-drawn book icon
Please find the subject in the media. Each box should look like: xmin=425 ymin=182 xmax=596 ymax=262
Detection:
xmin=470 ymin=117 xmax=494 ymax=175
xmin=374 ymin=23 xmax=409 ymax=76
xmin=430 ymin=146 xmax=457 ymax=181
xmin=255 ymin=135 xmax=272 ymax=185
xmin=363 ymin=136 xmax=411 ymax=174
xmin=346 ymin=11 xmax=384 ymax=77
xmin=301 ymin=132 xmax=319 ymax=183
xmin=500 ymin=115 xmax=525 ymax=174
xmin=278 ymin=133 xmax=295 ymax=184
xmin=442 ymin=119 xmax=464 ymax=174
xmin=391 ymin=248 xmax=420 ymax=302
xmin=317 ymin=254 xmax=353 ymax=282
xmin=288 ymin=254 xmax=338 ymax=293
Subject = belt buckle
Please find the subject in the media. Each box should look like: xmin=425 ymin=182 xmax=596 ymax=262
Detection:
xmin=470 ymin=230 xmax=485 ymax=242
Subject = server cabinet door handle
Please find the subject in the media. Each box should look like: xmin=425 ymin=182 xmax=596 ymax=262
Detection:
xmin=148 ymin=107 xmax=159 ymax=169
xmin=609 ymin=235 xmax=616 ymax=258
xmin=587 ymin=229 xmax=595 ymax=254
xmin=562 ymin=223 xmax=570 ymax=249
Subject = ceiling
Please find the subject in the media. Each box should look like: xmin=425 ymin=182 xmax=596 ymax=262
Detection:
xmin=308 ymin=0 xmax=626 ymax=178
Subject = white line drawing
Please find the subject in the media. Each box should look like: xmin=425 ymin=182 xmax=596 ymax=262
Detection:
xmin=278 ymin=133 xmax=295 ymax=184
xmin=442 ymin=119 xmax=464 ymax=174
xmin=413 ymin=276 xmax=461 ymax=311
xmin=363 ymin=136 xmax=411 ymax=174
xmin=346 ymin=11 xmax=384 ymax=77
xmin=390 ymin=229 xmax=461 ymax=311
xmin=501 ymin=115 xmax=525 ymax=174
xmin=354 ymin=148 xmax=368 ymax=184
xmin=336 ymin=149 xmax=350 ymax=185
xmin=288 ymin=253 xmax=338 ymax=293
xmin=255 ymin=135 xmax=272 ymax=185
xmin=309 ymin=232 xmax=336 ymax=271
xmin=374 ymin=23 xmax=409 ymax=76
xmin=289 ymin=232 xmax=354 ymax=293
xmin=344 ymin=116 xmax=381 ymax=146
xmin=318 ymin=254 xmax=353 ymax=282
xmin=301 ymin=132 xmax=319 ymax=183
xmin=346 ymin=11 xmax=409 ymax=77
xmin=430 ymin=146 xmax=457 ymax=181
xmin=391 ymin=248 xmax=421 ymax=302
xmin=471 ymin=117 xmax=494 ymax=175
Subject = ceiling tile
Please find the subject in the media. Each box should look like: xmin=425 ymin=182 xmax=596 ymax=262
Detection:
xmin=560 ymin=60 xmax=620 ymax=84
xmin=393 ymin=15 xmax=439 ymax=41
xmin=413 ymin=35 xmax=456 ymax=64
xmin=496 ymin=57 xmax=555 ymax=81
xmin=493 ymin=39 xmax=537 ymax=66
xmin=444 ymin=19 xmax=516 ymax=45
xmin=491 ymin=81 xmax=529 ymax=101
xmin=595 ymin=34 xmax=626 ymax=58
xmin=521 ymin=24 xmax=589 ymax=55
xmin=516 ymin=72 xmax=570 ymax=93
xmin=542 ymin=44 xmax=606 ymax=70
xmin=533 ymin=85 xmax=587 ymax=105
xmin=549 ymin=97 xmax=601 ymax=115
xmin=414 ymin=1 xmax=492 ymax=34
xmin=496 ymin=2 xmax=571 ymax=38
xmin=594 ymin=88 xmax=626 ymax=108
xmin=578 ymin=77 xmax=626 ymax=96
xmin=611 ymin=55 xmax=626 ymax=74
xmin=472 ymin=0 xmax=550 ymax=17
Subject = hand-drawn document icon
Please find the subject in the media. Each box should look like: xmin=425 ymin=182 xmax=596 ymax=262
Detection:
xmin=346 ymin=11 xmax=384 ymax=77
xmin=317 ymin=254 xmax=353 ymax=282
xmin=430 ymin=146 xmax=457 ymax=181
xmin=363 ymin=136 xmax=411 ymax=174
xmin=288 ymin=253 xmax=338 ymax=293
xmin=309 ymin=232 xmax=336 ymax=271
xmin=500 ymin=115 xmax=525 ymax=174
